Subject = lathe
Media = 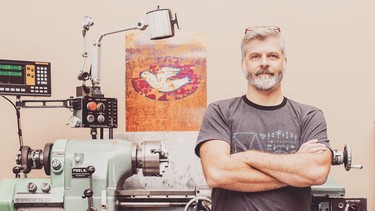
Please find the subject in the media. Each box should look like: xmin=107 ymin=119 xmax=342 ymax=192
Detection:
xmin=0 ymin=139 xmax=170 ymax=211
xmin=0 ymin=137 xmax=365 ymax=211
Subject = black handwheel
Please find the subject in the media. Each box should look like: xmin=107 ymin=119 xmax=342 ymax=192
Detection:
xmin=343 ymin=144 xmax=352 ymax=171
xmin=43 ymin=143 xmax=53 ymax=175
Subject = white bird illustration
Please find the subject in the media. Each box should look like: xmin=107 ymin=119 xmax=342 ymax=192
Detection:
xmin=140 ymin=67 xmax=191 ymax=92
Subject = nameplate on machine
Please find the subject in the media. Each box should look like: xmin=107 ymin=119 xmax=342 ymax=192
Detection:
xmin=72 ymin=167 xmax=90 ymax=178
xmin=15 ymin=193 xmax=52 ymax=203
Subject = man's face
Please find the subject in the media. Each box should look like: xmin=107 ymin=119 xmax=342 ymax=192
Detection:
xmin=242 ymin=37 xmax=286 ymax=91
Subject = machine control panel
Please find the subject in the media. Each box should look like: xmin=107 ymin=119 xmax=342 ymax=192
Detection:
xmin=0 ymin=59 xmax=51 ymax=96
xmin=76 ymin=96 xmax=118 ymax=128
xmin=332 ymin=198 xmax=367 ymax=211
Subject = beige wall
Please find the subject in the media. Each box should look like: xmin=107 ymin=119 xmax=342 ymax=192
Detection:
xmin=0 ymin=0 xmax=374 ymax=209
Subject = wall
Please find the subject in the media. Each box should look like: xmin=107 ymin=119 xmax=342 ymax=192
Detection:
xmin=0 ymin=0 xmax=374 ymax=210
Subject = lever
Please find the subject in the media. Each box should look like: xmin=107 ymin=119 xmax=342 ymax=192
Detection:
xmin=350 ymin=165 xmax=363 ymax=170
xmin=81 ymin=166 xmax=97 ymax=211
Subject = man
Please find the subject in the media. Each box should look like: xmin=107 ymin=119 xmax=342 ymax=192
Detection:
xmin=195 ymin=26 xmax=332 ymax=211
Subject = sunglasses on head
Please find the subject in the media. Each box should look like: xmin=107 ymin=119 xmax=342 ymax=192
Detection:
xmin=244 ymin=26 xmax=281 ymax=34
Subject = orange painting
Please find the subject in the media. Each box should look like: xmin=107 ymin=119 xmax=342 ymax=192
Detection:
xmin=125 ymin=32 xmax=207 ymax=131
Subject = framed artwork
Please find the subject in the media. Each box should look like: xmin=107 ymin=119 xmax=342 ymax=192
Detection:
xmin=125 ymin=32 xmax=207 ymax=131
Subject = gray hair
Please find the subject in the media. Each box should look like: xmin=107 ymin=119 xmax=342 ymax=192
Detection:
xmin=241 ymin=27 xmax=286 ymax=62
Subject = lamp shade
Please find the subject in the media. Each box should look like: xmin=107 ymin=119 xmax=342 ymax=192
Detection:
xmin=147 ymin=8 xmax=176 ymax=40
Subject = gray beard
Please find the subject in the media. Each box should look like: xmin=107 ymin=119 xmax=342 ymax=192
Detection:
xmin=248 ymin=72 xmax=283 ymax=91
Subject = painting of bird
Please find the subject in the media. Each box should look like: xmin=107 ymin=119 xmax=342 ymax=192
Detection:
xmin=125 ymin=32 xmax=207 ymax=131
xmin=140 ymin=67 xmax=191 ymax=92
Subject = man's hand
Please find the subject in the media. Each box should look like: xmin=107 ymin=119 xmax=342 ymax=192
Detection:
xmin=298 ymin=139 xmax=328 ymax=154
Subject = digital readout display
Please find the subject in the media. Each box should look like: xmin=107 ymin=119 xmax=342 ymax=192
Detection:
xmin=0 ymin=64 xmax=24 ymax=84
xmin=0 ymin=64 xmax=22 ymax=71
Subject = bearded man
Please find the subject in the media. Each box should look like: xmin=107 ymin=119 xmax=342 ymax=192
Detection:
xmin=195 ymin=26 xmax=332 ymax=211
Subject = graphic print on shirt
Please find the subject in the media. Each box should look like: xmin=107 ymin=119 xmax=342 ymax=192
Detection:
xmin=232 ymin=130 xmax=298 ymax=154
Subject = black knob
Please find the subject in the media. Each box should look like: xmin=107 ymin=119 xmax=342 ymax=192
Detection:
xmin=87 ymin=166 xmax=95 ymax=175
xmin=13 ymin=166 xmax=21 ymax=174
xmin=77 ymin=72 xmax=89 ymax=81
xmin=82 ymin=189 xmax=93 ymax=198
xmin=349 ymin=204 xmax=358 ymax=211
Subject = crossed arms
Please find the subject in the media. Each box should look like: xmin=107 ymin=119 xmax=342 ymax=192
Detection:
xmin=199 ymin=139 xmax=332 ymax=192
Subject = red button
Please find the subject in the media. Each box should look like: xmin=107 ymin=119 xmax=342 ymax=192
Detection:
xmin=87 ymin=102 xmax=97 ymax=111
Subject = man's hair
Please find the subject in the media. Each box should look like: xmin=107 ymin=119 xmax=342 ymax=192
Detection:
xmin=241 ymin=27 xmax=286 ymax=62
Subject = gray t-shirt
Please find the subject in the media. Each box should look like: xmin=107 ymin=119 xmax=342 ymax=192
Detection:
xmin=195 ymin=95 xmax=329 ymax=211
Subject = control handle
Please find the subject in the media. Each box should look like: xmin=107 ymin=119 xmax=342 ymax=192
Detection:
xmin=81 ymin=165 xmax=97 ymax=211
xmin=332 ymin=145 xmax=363 ymax=171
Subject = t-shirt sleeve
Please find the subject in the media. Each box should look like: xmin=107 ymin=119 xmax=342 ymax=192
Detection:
xmin=195 ymin=103 xmax=231 ymax=157
xmin=300 ymin=109 xmax=330 ymax=148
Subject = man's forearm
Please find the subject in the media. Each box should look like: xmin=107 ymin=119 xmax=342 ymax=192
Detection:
xmin=200 ymin=140 xmax=287 ymax=192
xmin=203 ymin=156 xmax=287 ymax=192
xmin=232 ymin=149 xmax=332 ymax=187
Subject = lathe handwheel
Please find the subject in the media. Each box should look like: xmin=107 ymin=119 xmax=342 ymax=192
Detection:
xmin=343 ymin=144 xmax=352 ymax=171
xmin=43 ymin=143 xmax=53 ymax=175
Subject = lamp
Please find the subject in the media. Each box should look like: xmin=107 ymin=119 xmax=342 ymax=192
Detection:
xmin=90 ymin=6 xmax=179 ymax=96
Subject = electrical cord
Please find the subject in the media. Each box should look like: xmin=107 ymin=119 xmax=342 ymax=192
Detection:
xmin=2 ymin=95 xmax=24 ymax=150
